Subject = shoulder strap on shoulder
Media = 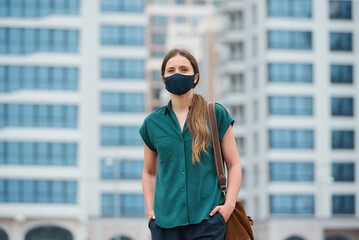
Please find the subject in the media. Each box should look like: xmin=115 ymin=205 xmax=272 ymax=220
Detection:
xmin=207 ymin=101 xmax=227 ymax=194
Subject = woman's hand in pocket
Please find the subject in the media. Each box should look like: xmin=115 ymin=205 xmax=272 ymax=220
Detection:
xmin=147 ymin=210 xmax=155 ymax=220
xmin=209 ymin=204 xmax=234 ymax=223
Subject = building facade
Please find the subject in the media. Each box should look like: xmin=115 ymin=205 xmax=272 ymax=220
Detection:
xmin=0 ymin=0 xmax=148 ymax=239
xmin=218 ymin=0 xmax=359 ymax=240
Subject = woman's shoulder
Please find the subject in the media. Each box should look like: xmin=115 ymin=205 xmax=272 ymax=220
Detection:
xmin=207 ymin=101 xmax=231 ymax=119
xmin=213 ymin=102 xmax=234 ymax=123
xmin=214 ymin=102 xmax=230 ymax=114
xmin=142 ymin=105 xmax=167 ymax=123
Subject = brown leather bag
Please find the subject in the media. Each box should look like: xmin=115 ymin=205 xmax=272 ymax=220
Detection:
xmin=207 ymin=102 xmax=254 ymax=240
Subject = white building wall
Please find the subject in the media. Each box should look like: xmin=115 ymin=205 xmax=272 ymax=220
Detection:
xmin=218 ymin=0 xmax=359 ymax=239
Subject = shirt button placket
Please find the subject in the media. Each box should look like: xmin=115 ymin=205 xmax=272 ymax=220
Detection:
xmin=180 ymin=136 xmax=187 ymax=222
xmin=181 ymin=137 xmax=185 ymax=174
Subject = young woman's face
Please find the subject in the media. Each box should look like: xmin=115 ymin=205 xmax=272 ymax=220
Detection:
xmin=164 ymin=55 xmax=194 ymax=78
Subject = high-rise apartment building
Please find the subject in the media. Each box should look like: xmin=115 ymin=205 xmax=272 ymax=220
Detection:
xmin=0 ymin=0 xmax=149 ymax=239
xmin=218 ymin=0 xmax=359 ymax=239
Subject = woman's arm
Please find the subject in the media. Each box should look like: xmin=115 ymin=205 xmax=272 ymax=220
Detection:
xmin=142 ymin=142 xmax=158 ymax=220
xmin=210 ymin=125 xmax=242 ymax=222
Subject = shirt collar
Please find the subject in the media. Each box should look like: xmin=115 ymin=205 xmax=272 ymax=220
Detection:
xmin=164 ymin=99 xmax=192 ymax=115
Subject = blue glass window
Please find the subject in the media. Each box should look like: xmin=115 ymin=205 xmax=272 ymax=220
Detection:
xmin=151 ymin=51 xmax=165 ymax=58
xmin=66 ymin=181 xmax=76 ymax=203
xmin=194 ymin=0 xmax=205 ymax=5
xmin=101 ymin=193 xmax=145 ymax=217
xmin=192 ymin=16 xmax=201 ymax=26
xmin=151 ymin=16 xmax=168 ymax=27
xmin=101 ymin=159 xmax=116 ymax=179
xmin=8 ymin=28 xmax=22 ymax=54
xmin=331 ymin=65 xmax=353 ymax=84
xmin=270 ymin=162 xmax=314 ymax=181
xmin=52 ymin=181 xmax=66 ymax=203
xmin=101 ymin=193 xmax=115 ymax=216
xmin=0 ymin=141 xmax=77 ymax=165
xmin=329 ymin=0 xmax=352 ymax=19
xmin=7 ymin=66 xmax=21 ymax=90
xmin=332 ymin=130 xmax=354 ymax=149
xmin=331 ymin=97 xmax=353 ymax=116
xmin=0 ymin=180 xmax=4 ymax=202
xmin=0 ymin=104 xmax=77 ymax=128
xmin=101 ymin=0 xmax=144 ymax=12
xmin=152 ymin=70 xmax=162 ymax=81
xmin=0 ymin=27 xmax=78 ymax=54
xmin=0 ymin=179 xmax=77 ymax=203
xmin=0 ymin=0 xmax=79 ymax=17
xmin=120 ymin=194 xmax=145 ymax=217
xmin=269 ymin=96 xmax=313 ymax=115
xmin=0 ymin=104 xmax=4 ymax=128
xmin=23 ymin=180 xmax=34 ymax=202
xmin=175 ymin=16 xmax=187 ymax=23
xmin=152 ymin=33 xmax=166 ymax=45
xmin=332 ymin=163 xmax=354 ymax=182
xmin=270 ymin=195 xmax=314 ymax=214
xmin=332 ymin=195 xmax=355 ymax=214
xmin=267 ymin=0 xmax=312 ymax=18
xmin=330 ymin=32 xmax=352 ymax=51
xmin=268 ymin=63 xmax=312 ymax=83
xmin=101 ymin=92 xmax=144 ymax=113
xmin=101 ymin=59 xmax=145 ymax=80
xmin=101 ymin=159 xmax=143 ymax=180
xmin=0 ymin=65 xmax=78 ymax=92
xmin=268 ymin=30 xmax=312 ymax=50
xmin=7 ymin=179 xmax=20 ymax=202
xmin=101 ymin=25 xmax=144 ymax=46
xmin=0 ymin=28 xmax=6 ymax=54
xmin=176 ymin=0 xmax=185 ymax=4
xmin=23 ymin=28 xmax=36 ymax=53
xmin=269 ymin=129 xmax=314 ymax=149
xmin=120 ymin=160 xmax=143 ymax=179
xmin=101 ymin=126 xmax=142 ymax=146
xmin=151 ymin=0 xmax=168 ymax=3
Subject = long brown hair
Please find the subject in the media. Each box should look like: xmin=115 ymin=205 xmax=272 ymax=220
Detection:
xmin=161 ymin=48 xmax=211 ymax=164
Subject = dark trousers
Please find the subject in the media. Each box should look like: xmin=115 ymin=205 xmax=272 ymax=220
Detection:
xmin=148 ymin=212 xmax=226 ymax=240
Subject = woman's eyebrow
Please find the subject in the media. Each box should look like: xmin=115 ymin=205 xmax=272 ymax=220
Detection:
xmin=167 ymin=65 xmax=190 ymax=69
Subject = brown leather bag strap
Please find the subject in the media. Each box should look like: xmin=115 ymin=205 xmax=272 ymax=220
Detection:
xmin=207 ymin=102 xmax=227 ymax=195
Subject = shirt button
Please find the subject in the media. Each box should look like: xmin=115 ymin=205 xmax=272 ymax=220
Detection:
xmin=182 ymin=171 xmax=185 ymax=175
xmin=182 ymin=188 xmax=185 ymax=192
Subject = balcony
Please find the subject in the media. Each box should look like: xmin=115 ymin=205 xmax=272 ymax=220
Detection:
xmin=218 ymin=26 xmax=245 ymax=43
xmin=217 ymin=56 xmax=245 ymax=74
xmin=219 ymin=0 xmax=245 ymax=13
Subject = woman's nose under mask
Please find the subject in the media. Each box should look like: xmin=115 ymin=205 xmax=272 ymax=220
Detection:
xmin=164 ymin=73 xmax=195 ymax=95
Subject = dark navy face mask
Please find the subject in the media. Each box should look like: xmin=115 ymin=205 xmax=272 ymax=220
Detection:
xmin=164 ymin=73 xmax=195 ymax=95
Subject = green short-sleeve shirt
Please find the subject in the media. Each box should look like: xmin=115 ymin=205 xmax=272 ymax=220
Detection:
xmin=139 ymin=100 xmax=235 ymax=228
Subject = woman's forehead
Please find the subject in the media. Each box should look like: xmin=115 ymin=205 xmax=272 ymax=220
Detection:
xmin=166 ymin=55 xmax=191 ymax=68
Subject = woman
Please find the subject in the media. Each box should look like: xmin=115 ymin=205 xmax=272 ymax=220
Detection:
xmin=139 ymin=48 xmax=242 ymax=240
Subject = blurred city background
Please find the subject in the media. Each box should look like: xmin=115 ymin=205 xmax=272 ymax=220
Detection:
xmin=0 ymin=0 xmax=358 ymax=239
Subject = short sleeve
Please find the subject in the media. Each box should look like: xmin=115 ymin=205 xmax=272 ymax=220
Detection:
xmin=139 ymin=119 xmax=157 ymax=152
xmin=215 ymin=102 xmax=235 ymax=142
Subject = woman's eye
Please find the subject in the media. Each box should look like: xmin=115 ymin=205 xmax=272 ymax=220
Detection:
xmin=168 ymin=70 xmax=173 ymax=72
xmin=182 ymin=69 xmax=188 ymax=71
